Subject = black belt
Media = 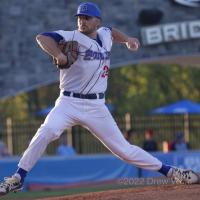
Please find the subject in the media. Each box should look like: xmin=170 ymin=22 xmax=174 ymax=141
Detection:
xmin=63 ymin=91 xmax=104 ymax=99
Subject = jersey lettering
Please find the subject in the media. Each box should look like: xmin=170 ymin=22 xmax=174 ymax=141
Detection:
xmin=84 ymin=50 xmax=111 ymax=60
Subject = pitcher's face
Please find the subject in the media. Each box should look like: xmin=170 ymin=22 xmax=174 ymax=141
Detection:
xmin=77 ymin=15 xmax=100 ymax=35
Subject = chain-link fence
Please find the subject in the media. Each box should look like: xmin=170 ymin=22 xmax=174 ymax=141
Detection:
xmin=0 ymin=114 xmax=200 ymax=156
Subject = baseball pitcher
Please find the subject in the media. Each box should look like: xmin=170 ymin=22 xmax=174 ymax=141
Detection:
xmin=0 ymin=1 xmax=199 ymax=196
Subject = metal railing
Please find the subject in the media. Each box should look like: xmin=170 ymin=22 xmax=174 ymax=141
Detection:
xmin=0 ymin=114 xmax=200 ymax=155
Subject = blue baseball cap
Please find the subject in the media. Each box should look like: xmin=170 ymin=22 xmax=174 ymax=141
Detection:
xmin=75 ymin=2 xmax=101 ymax=19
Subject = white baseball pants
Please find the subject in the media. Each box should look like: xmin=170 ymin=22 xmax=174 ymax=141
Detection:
xmin=18 ymin=94 xmax=162 ymax=171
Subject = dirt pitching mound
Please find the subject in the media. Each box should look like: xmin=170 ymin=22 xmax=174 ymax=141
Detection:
xmin=39 ymin=184 xmax=200 ymax=200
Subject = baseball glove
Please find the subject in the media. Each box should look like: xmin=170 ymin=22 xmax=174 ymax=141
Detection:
xmin=53 ymin=40 xmax=79 ymax=69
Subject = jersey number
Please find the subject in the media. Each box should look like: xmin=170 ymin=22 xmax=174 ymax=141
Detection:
xmin=101 ymin=65 xmax=109 ymax=78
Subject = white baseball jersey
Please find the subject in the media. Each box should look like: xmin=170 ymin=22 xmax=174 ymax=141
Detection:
xmin=18 ymin=26 xmax=162 ymax=174
xmin=55 ymin=27 xmax=112 ymax=94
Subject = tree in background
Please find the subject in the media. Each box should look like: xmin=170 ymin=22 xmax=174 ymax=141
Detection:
xmin=0 ymin=94 xmax=29 ymax=120
xmin=107 ymin=64 xmax=200 ymax=115
xmin=0 ymin=83 xmax=59 ymax=120
xmin=1 ymin=64 xmax=200 ymax=119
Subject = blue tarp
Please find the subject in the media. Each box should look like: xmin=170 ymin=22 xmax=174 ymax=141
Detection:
xmin=0 ymin=154 xmax=138 ymax=188
xmin=150 ymin=99 xmax=200 ymax=114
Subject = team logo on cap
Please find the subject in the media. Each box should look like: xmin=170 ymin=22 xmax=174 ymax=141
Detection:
xmin=173 ymin=0 xmax=200 ymax=7
xmin=80 ymin=5 xmax=88 ymax=12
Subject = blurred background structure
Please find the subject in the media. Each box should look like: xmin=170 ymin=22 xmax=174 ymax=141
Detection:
xmin=1 ymin=0 xmax=200 ymax=99
xmin=1 ymin=0 xmax=200 ymax=191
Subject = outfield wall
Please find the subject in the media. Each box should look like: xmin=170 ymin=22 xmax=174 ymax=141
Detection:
xmin=0 ymin=151 xmax=200 ymax=190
